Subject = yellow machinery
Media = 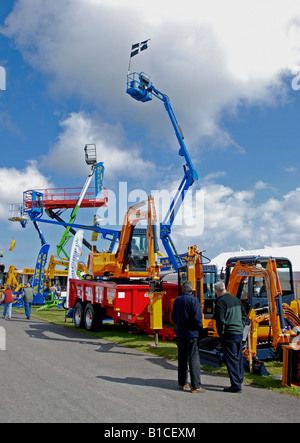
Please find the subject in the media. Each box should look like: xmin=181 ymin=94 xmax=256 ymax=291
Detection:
xmin=226 ymin=258 xmax=300 ymax=381
xmin=45 ymin=254 xmax=87 ymax=282
xmin=147 ymin=291 xmax=165 ymax=347
xmin=0 ymin=266 xmax=27 ymax=306
xmin=87 ymin=196 xmax=161 ymax=280
xmin=5 ymin=266 xmax=20 ymax=290
xmin=198 ymin=256 xmax=300 ymax=377
xmin=0 ymin=266 xmax=22 ymax=293
xmin=226 ymin=258 xmax=300 ymax=361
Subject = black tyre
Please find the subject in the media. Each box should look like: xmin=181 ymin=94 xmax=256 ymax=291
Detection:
xmin=74 ymin=302 xmax=84 ymax=329
xmin=84 ymin=303 xmax=102 ymax=331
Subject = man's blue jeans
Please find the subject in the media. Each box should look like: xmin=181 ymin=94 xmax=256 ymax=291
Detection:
xmin=24 ymin=302 xmax=32 ymax=319
xmin=3 ymin=303 xmax=12 ymax=319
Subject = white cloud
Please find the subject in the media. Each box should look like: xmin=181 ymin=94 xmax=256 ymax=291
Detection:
xmin=285 ymin=166 xmax=298 ymax=174
xmin=2 ymin=0 xmax=300 ymax=153
xmin=254 ymin=180 xmax=269 ymax=190
xmin=169 ymin=184 xmax=300 ymax=258
xmin=0 ymin=161 xmax=53 ymax=220
xmin=201 ymin=171 xmax=227 ymax=184
xmin=41 ymin=111 xmax=155 ymax=183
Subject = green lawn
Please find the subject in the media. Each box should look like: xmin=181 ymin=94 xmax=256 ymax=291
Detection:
xmin=9 ymin=305 xmax=300 ymax=398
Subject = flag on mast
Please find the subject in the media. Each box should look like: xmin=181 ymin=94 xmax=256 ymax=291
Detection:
xmin=130 ymin=39 xmax=150 ymax=57
xmin=128 ymin=39 xmax=150 ymax=73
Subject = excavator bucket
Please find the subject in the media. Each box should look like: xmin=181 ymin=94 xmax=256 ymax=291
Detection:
xmin=243 ymin=358 xmax=270 ymax=376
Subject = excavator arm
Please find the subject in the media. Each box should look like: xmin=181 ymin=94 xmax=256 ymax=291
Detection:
xmin=116 ymin=199 xmax=149 ymax=267
xmin=88 ymin=196 xmax=160 ymax=279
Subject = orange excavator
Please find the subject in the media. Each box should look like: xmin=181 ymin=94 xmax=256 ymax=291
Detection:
xmin=87 ymin=195 xmax=161 ymax=281
xmin=198 ymin=256 xmax=300 ymax=377
xmin=225 ymin=257 xmax=300 ymax=362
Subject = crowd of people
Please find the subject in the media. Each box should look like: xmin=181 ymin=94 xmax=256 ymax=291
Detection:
xmin=0 ymin=280 xmax=64 ymax=320
xmin=1 ymin=282 xmax=35 ymax=320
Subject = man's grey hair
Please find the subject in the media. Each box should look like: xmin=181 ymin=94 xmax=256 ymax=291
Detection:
xmin=214 ymin=281 xmax=226 ymax=293
xmin=182 ymin=281 xmax=193 ymax=293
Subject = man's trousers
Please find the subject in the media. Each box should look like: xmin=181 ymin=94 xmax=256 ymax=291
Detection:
xmin=221 ymin=333 xmax=244 ymax=391
xmin=176 ymin=337 xmax=201 ymax=389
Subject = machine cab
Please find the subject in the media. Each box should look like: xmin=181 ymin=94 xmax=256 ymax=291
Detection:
xmin=225 ymin=256 xmax=294 ymax=312
xmin=202 ymin=264 xmax=218 ymax=317
xmin=128 ymin=228 xmax=148 ymax=272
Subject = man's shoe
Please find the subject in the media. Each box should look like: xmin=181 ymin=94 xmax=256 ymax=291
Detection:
xmin=190 ymin=386 xmax=206 ymax=393
xmin=178 ymin=383 xmax=190 ymax=390
xmin=223 ymin=386 xmax=242 ymax=393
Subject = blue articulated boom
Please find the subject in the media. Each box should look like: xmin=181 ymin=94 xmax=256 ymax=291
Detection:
xmin=127 ymin=72 xmax=199 ymax=271
xmin=22 ymin=190 xmax=47 ymax=246
xmin=33 ymin=220 xmax=47 ymax=246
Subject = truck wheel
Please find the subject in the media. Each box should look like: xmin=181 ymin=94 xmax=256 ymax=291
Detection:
xmin=74 ymin=302 xmax=84 ymax=328
xmin=84 ymin=303 xmax=102 ymax=331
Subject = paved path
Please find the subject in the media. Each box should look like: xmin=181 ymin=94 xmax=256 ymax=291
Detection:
xmin=0 ymin=312 xmax=299 ymax=423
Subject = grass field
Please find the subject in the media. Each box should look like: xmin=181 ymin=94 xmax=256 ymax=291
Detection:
xmin=8 ymin=305 xmax=300 ymax=398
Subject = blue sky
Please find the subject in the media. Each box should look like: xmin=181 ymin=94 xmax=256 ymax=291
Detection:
xmin=1 ymin=0 xmax=300 ymax=270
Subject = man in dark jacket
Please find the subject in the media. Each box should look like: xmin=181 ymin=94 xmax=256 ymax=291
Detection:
xmin=171 ymin=281 xmax=206 ymax=393
xmin=214 ymin=281 xmax=248 ymax=393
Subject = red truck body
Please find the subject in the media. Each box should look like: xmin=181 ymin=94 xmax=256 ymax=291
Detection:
xmin=68 ymin=278 xmax=178 ymax=339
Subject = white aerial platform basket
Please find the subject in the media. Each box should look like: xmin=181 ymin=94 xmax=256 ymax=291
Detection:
xmin=8 ymin=204 xmax=28 ymax=224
